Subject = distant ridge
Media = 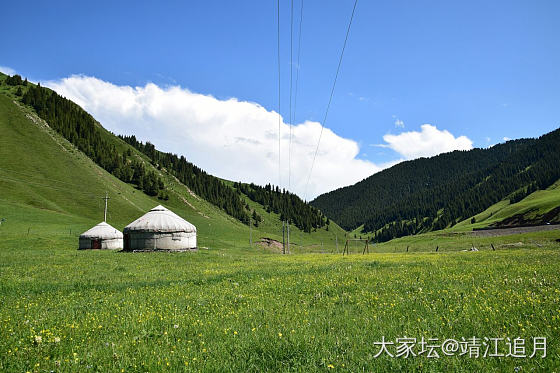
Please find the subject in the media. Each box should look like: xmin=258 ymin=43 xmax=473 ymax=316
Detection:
xmin=312 ymin=128 xmax=560 ymax=241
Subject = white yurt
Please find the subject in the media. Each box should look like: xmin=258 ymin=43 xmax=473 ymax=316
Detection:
xmin=78 ymin=222 xmax=123 ymax=250
xmin=123 ymin=205 xmax=197 ymax=251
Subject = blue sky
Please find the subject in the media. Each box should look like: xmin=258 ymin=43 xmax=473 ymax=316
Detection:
xmin=2 ymin=0 xmax=559 ymax=197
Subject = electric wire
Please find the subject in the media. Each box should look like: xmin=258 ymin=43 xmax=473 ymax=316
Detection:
xmin=291 ymin=0 xmax=304 ymax=130
xmin=288 ymin=0 xmax=294 ymax=191
xmin=277 ymin=0 xmax=282 ymax=190
xmin=304 ymin=0 xmax=358 ymax=201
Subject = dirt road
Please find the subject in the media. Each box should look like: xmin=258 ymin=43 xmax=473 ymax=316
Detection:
xmin=470 ymin=224 xmax=560 ymax=237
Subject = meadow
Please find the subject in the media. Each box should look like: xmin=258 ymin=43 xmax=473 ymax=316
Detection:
xmin=1 ymin=74 xmax=560 ymax=371
xmin=1 ymin=229 xmax=559 ymax=372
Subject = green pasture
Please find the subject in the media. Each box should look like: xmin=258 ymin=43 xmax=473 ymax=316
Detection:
xmin=1 ymin=226 xmax=559 ymax=371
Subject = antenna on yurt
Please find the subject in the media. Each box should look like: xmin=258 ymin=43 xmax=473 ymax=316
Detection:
xmin=101 ymin=192 xmax=110 ymax=222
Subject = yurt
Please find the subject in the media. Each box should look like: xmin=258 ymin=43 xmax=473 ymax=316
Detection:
xmin=78 ymin=222 xmax=123 ymax=250
xmin=123 ymin=205 xmax=197 ymax=251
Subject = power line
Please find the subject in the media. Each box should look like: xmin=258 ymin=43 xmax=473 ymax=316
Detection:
xmin=304 ymin=0 xmax=358 ymax=200
xmin=292 ymin=0 xmax=304 ymax=127
xmin=285 ymin=0 xmax=296 ymax=255
xmin=277 ymin=0 xmax=286 ymax=255
xmin=289 ymin=0 xmax=304 ymax=195
xmin=277 ymin=0 xmax=282 ymax=190
xmin=288 ymin=0 xmax=294 ymax=191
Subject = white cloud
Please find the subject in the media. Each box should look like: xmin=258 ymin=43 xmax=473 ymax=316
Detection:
xmin=0 ymin=66 xmax=16 ymax=75
xmin=381 ymin=124 xmax=473 ymax=159
xmin=394 ymin=119 xmax=404 ymax=128
xmin=45 ymin=75 xmax=386 ymax=199
xmin=503 ymin=137 xmax=511 ymax=141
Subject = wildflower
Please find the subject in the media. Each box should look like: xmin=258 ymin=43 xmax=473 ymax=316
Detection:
xmin=54 ymin=337 xmax=61 ymax=343
xmin=278 ymin=332 xmax=282 ymax=337
xmin=328 ymin=364 xmax=335 ymax=369
xmin=174 ymin=324 xmax=179 ymax=329
xmin=34 ymin=335 xmax=42 ymax=344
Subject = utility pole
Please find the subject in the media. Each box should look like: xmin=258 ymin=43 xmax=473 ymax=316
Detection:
xmin=249 ymin=214 xmax=253 ymax=247
xmin=101 ymin=192 xmax=110 ymax=222
xmin=336 ymin=234 xmax=338 ymax=253
xmin=286 ymin=220 xmax=290 ymax=254
xmin=282 ymin=220 xmax=286 ymax=254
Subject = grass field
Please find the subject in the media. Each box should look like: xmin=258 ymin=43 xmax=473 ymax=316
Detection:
xmin=1 ymin=229 xmax=559 ymax=372
xmin=2 ymin=74 xmax=560 ymax=371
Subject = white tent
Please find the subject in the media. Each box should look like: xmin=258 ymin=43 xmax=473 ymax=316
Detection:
xmin=78 ymin=222 xmax=123 ymax=250
xmin=123 ymin=205 xmax=197 ymax=251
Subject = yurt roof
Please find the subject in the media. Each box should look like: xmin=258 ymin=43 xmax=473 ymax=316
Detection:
xmin=124 ymin=205 xmax=197 ymax=233
xmin=80 ymin=222 xmax=123 ymax=239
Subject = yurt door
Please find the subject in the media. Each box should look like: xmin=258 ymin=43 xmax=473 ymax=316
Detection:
xmin=92 ymin=239 xmax=101 ymax=250
xmin=124 ymin=233 xmax=130 ymax=251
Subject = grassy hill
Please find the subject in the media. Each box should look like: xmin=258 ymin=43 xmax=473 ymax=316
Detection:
xmin=312 ymin=126 xmax=560 ymax=241
xmin=451 ymin=179 xmax=560 ymax=232
xmin=0 ymin=73 xmax=345 ymax=251
xmin=2 ymin=70 xmax=557 ymax=252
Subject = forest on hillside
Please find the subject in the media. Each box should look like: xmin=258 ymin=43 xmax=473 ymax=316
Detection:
xmin=312 ymin=129 xmax=560 ymax=242
xmin=233 ymin=182 xmax=326 ymax=233
xmin=20 ymin=81 xmax=167 ymax=198
xmin=1 ymin=73 xmax=322 ymax=231
xmin=120 ymin=135 xmax=326 ymax=232
xmin=119 ymin=135 xmax=252 ymax=224
xmin=7 ymin=73 xmax=558 ymax=242
xmin=2 ymin=75 xmax=250 ymax=225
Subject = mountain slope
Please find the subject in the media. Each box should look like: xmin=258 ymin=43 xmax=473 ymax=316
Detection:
xmin=0 ymin=73 xmax=345 ymax=250
xmin=312 ymin=128 xmax=560 ymax=240
xmin=451 ymin=179 xmax=560 ymax=231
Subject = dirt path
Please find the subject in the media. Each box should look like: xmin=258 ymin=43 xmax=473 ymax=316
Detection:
xmin=470 ymin=224 xmax=560 ymax=237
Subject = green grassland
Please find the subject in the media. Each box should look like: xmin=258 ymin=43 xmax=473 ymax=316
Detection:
xmin=2 ymin=76 xmax=560 ymax=371
xmin=1 ymin=233 xmax=559 ymax=371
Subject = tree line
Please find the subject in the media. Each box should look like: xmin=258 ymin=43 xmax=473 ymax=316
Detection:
xmin=233 ymin=182 xmax=327 ymax=233
xmin=119 ymin=135 xmax=257 ymax=225
xmin=20 ymin=82 xmax=167 ymax=198
xmin=3 ymin=74 xmax=28 ymax=86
